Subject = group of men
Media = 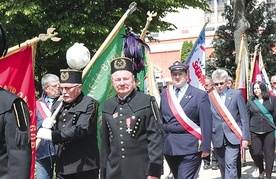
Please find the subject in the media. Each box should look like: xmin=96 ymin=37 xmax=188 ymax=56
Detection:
xmin=0 ymin=56 xmax=257 ymax=179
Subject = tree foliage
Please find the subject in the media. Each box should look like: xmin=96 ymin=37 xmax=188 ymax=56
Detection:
xmin=0 ymin=0 xmax=210 ymax=94
xmin=180 ymin=41 xmax=193 ymax=62
xmin=209 ymin=0 xmax=276 ymax=79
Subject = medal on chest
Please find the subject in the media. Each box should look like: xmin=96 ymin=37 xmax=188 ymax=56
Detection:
xmin=125 ymin=118 xmax=132 ymax=134
xmin=125 ymin=116 xmax=135 ymax=134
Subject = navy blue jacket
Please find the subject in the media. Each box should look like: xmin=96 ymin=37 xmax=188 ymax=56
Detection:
xmin=161 ymin=85 xmax=212 ymax=155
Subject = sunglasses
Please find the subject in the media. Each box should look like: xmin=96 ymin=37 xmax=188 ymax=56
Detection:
xmin=214 ymin=82 xmax=226 ymax=86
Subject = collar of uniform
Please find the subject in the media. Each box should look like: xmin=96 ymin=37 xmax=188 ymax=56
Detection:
xmin=116 ymin=90 xmax=136 ymax=104
xmin=63 ymin=92 xmax=84 ymax=109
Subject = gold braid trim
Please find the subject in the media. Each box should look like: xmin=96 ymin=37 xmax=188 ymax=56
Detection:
xmin=13 ymin=103 xmax=20 ymax=128
xmin=20 ymin=101 xmax=28 ymax=126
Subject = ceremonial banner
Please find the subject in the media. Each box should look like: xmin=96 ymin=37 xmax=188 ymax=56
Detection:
xmin=251 ymin=54 xmax=273 ymax=94
xmin=258 ymin=52 xmax=272 ymax=92
xmin=235 ymin=36 xmax=249 ymax=101
xmin=186 ymin=22 xmax=208 ymax=90
xmin=251 ymin=58 xmax=262 ymax=83
xmin=82 ymin=26 xmax=125 ymax=119
xmin=0 ymin=46 xmax=36 ymax=179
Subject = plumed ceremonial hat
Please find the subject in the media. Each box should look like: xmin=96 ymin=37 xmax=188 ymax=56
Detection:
xmin=60 ymin=69 xmax=82 ymax=84
xmin=168 ymin=61 xmax=189 ymax=72
xmin=110 ymin=57 xmax=133 ymax=74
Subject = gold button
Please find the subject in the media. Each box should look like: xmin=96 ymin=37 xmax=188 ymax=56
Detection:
xmin=62 ymin=147 xmax=65 ymax=150
xmin=120 ymin=114 xmax=122 ymax=116
xmin=120 ymin=127 xmax=123 ymax=130
xmin=63 ymin=124 xmax=65 ymax=128
xmin=120 ymin=108 xmax=123 ymax=110
xmin=63 ymin=113 xmax=66 ymax=116
xmin=120 ymin=134 xmax=123 ymax=137
xmin=119 ymin=121 xmax=122 ymax=124
xmin=63 ymin=119 xmax=66 ymax=122
xmin=138 ymin=118 xmax=141 ymax=121
xmin=121 ymin=148 xmax=125 ymax=151
xmin=121 ymin=141 xmax=124 ymax=144
xmin=122 ymin=155 xmax=125 ymax=159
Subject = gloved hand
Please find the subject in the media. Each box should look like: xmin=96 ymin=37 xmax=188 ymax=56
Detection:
xmin=42 ymin=117 xmax=56 ymax=129
xmin=37 ymin=128 xmax=52 ymax=141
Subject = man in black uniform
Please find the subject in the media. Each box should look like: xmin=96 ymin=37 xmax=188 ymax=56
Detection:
xmin=100 ymin=57 xmax=164 ymax=179
xmin=37 ymin=69 xmax=99 ymax=179
xmin=0 ymin=87 xmax=32 ymax=179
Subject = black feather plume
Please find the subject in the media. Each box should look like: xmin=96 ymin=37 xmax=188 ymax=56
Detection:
xmin=123 ymin=33 xmax=150 ymax=74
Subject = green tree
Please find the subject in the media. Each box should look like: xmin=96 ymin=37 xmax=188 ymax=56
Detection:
xmin=0 ymin=0 xmax=210 ymax=94
xmin=180 ymin=41 xmax=193 ymax=62
xmin=210 ymin=0 xmax=276 ymax=78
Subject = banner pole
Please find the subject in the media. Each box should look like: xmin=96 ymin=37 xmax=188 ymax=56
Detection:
xmin=82 ymin=2 xmax=137 ymax=78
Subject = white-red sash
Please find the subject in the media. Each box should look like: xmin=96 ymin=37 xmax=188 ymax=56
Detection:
xmin=209 ymin=90 xmax=243 ymax=141
xmin=166 ymin=85 xmax=202 ymax=140
xmin=36 ymin=100 xmax=51 ymax=119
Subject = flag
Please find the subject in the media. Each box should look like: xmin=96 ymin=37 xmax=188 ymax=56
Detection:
xmin=251 ymin=58 xmax=262 ymax=83
xmin=0 ymin=46 xmax=36 ymax=179
xmin=186 ymin=22 xmax=208 ymax=90
xmin=251 ymin=52 xmax=273 ymax=94
xmin=259 ymin=52 xmax=272 ymax=92
xmin=82 ymin=26 xmax=125 ymax=123
xmin=235 ymin=36 xmax=249 ymax=101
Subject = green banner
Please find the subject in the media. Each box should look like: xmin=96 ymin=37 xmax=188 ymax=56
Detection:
xmin=82 ymin=27 xmax=125 ymax=148
xmin=82 ymin=26 xmax=125 ymax=114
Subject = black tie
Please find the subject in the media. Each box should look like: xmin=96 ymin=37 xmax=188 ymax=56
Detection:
xmin=175 ymin=88 xmax=180 ymax=98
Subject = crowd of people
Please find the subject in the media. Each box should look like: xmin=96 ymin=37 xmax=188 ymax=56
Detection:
xmin=1 ymin=55 xmax=276 ymax=179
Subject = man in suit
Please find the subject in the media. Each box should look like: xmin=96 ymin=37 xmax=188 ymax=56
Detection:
xmin=160 ymin=61 xmax=212 ymax=179
xmin=209 ymin=69 xmax=249 ymax=179
xmin=36 ymin=74 xmax=60 ymax=179
xmin=37 ymin=69 xmax=100 ymax=179
xmin=202 ymin=77 xmax=219 ymax=170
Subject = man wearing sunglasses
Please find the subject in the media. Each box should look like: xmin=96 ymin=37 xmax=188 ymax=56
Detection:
xmin=209 ymin=69 xmax=249 ymax=179
xmin=37 ymin=69 xmax=100 ymax=179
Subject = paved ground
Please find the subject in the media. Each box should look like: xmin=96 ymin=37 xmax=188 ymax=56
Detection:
xmin=161 ymin=149 xmax=276 ymax=179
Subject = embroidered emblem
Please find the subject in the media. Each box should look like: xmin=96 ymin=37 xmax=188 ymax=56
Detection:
xmin=60 ymin=72 xmax=69 ymax=81
xmin=114 ymin=58 xmax=126 ymax=70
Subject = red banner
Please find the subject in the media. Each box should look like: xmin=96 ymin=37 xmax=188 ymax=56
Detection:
xmin=0 ymin=46 xmax=36 ymax=179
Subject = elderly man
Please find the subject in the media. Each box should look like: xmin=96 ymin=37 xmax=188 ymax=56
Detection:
xmin=160 ymin=61 xmax=212 ymax=179
xmin=0 ymin=88 xmax=32 ymax=179
xmin=209 ymin=69 xmax=249 ymax=179
xmin=100 ymin=57 xmax=164 ymax=179
xmin=37 ymin=69 xmax=99 ymax=179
